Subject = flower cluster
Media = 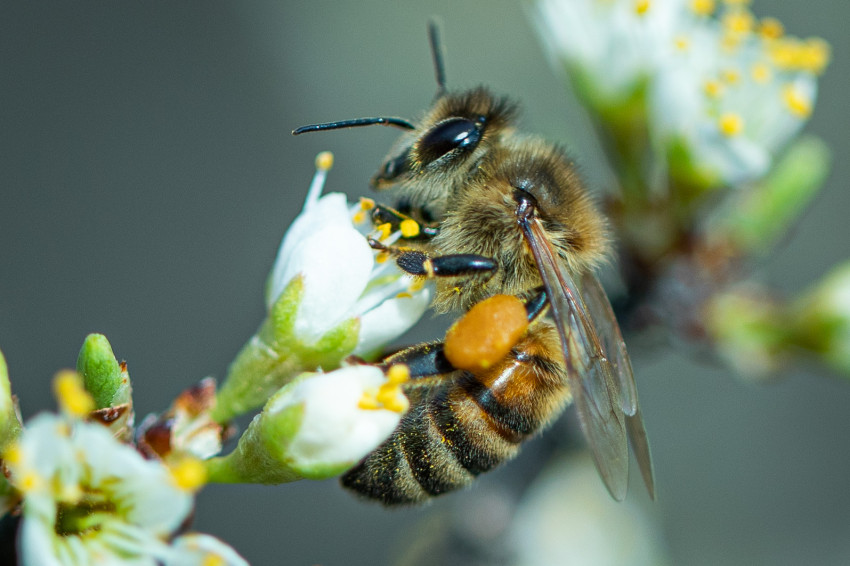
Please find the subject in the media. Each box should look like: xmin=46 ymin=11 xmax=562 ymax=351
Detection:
xmin=533 ymin=0 xmax=829 ymax=190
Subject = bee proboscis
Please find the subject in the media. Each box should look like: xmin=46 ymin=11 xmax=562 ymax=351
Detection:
xmin=293 ymin=22 xmax=654 ymax=504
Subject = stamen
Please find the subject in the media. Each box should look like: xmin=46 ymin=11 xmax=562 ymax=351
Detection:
xmin=722 ymin=9 xmax=755 ymax=35
xmin=408 ymin=278 xmax=426 ymax=293
xmin=386 ymin=364 xmax=411 ymax=385
xmin=674 ymin=36 xmax=690 ymax=51
xmin=376 ymin=223 xmax=392 ymax=241
xmin=802 ymin=37 xmax=831 ymax=74
xmin=376 ymin=250 xmax=390 ymax=264
xmin=399 ymin=219 xmax=420 ymax=238
xmin=359 ymin=197 xmax=375 ymax=210
xmin=690 ymin=0 xmax=715 ymax=16
xmin=782 ymin=85 xmax=812 ymax=118
xmin=718 ymin=113 xmax=744 ymax=136
xmin=721 ymin=68 xmax=740 ymax=84
xmin=202 ymin=554 xmax=227 ymax=566
xmin=352 ymin=211 xmax=366 ymax=224
xmin=758 ymin=17 xmax=784 ymax=40
xmin=303 ymin=151 xmax=334 ymax=212
xmin=169 ymin=456 xmax=207 ymax=492
xmin=395 ymin=292 xmax=413 ymax=299
xmin=2 ymin=443 xmax=21 ymax=466
xmin=634 ymin=0 xmax=650 ymax=16
xmin=53 ymin=371 xmax=94 ymax=418
xmin=704 ymin=80 xmax=724 ymax=98
xmin=751 ymin=63 xmax=772 ymax=84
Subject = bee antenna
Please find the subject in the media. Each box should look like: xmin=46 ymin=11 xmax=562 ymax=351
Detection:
xmin=428 ymin=19 xmax=447 ymax=96
xmin=291 ymin=117 xmax=415 ymax=135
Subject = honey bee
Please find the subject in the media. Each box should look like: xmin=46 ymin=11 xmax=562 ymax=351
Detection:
xmin=293 ymin=23 xmax=654 ymax=504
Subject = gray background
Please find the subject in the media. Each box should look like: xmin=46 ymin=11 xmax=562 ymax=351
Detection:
xmin=2 ymin=1 xmax=849 ymax=565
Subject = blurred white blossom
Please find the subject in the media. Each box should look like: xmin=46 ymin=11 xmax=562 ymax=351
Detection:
xmin=5 ymin=413 xmax=241 ymax=566
xmin=532 ymin=0 xmax=829 ymax=188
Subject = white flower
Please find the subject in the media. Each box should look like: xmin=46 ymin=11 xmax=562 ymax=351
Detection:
xmin=207 ymin=363 xmax=409 ymax=484
xmin=5 ymin=414 xmax=238 ymax=566
xmin=164 ymin=534 xmax=248 ymax=566
xmin=267 ymin=364 xmax=406 ymax=473
xmin=266 ymin=152 xmax=431 ymax=356
xmin=532 ymin=0 xmax=829 ymax=187
xmin=532 ymin=0 xmax=681 ymax=101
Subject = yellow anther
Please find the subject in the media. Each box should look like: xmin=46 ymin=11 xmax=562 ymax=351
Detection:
xmin=703 ymin=80 xmax=724 ymax=99
xmin=169 ymin=456 xmax=207 ymax=492
xmin=674 ymin=36 xmax=690 ymax=51
xmin=408 ymin=278 xmax=425 ymax=293
xmin=2 ymin=443 xmax=21 ymax=466
xmin=721 ymin=68 xmax=740 ymax=84
xmin=387 ymin=364 xmax=411 ymax=385
xmin=801 ymin=37 xmax=831 ymax=74
xmin=782 ymin=85 xmax=812 ymax=118
xmin=352 ymin=211 xmax=365 ymax=225
xmin=634 ymin=0 xmax=650 ymax=15
xmin=399 ymin=219 xmax=420 ymax=238
xmin=722 ymin=8 xmax=755 ymax=35
xmin=758 ymin=17 xmax=784 ymax=40
xmin=690 ymin=0 xmax=715 ymax=16
xmin=751 ymin=63 xmax=772 ymax=84
xmin=396 ymin=292 xmax=412 ymax=299
xmin=376 ymin=250 xmax=390 ymax=264
xmin=357 ymin=392 xmax=380 ymax=410
xmin=314 ymin=151 xmax=334 ymax=171
xmin=381 ymin=396 xmax=410 ymax=414
xmin=359 ymin=197 xmax=375 ymax=210
xmin=202 ymin=554 xmax=226 ymax=566
xmin=718 ymin=113 xmax=744 ymax=137
xmin=376 ymin=223 xmax=392 ymax=241
xmin=53 ymin=370 xmax=94 ymax=418
xmin=20 ymin=472 xmax=42 ymax=492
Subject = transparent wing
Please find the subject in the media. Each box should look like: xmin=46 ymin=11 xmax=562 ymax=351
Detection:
xmin=580 ymin=271 xmax=655 ymax=499
xmin=579 ymin=272 xmax=637 ymax=415
xmin=521 ymin=217 xmax=628 ymax=501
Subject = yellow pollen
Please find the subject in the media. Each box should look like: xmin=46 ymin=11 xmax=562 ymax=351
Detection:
xmin=408 ymin=278 xmax=425 ymax=293
xmin=376 ymin=222 xmax=392 ymax=241
xmin=3 ymin=443 xmax=22 ymax=466
xmin=395 ymin=292 xmax=412 ymax=299
xmin=634 ymin=0 xmax=650 ymax=15
xmin=782 ymin=85 xmax=812 ymax=118
xmin=375 ymin=250 xmax=390 ymax=264
xmin=690 ymin=0 xmax=715 ymax=16
xmin=359 ymin=197 xmax=375 ymax=210
xmin=703 ymin=80 xmax=724 ymax=98
xmin=357 ymin=392 xmax=380 ymax=410
xmin=399 ymin=219 xmax=420 ymax=238
xmin=169 ymin=457 xmax=207 ymax=492
xmin=202 ymin=554 xmax=226 ymax=566
xmin=721 ymin=68 xmax=740 ymax=84
xmin=721 ymin=32 xmax=743 ymax=52
xmin=387 ymin=364 xmax=411 ymax=385
xmin=20 ymin=472 xmax=42 ymax=492
xmin=674 ymin=36 xmax=690 ymax=51
xmin=718 ymin=113 xmax=744 ymax=137
xmin=751 ymin=63 xmax=772 ymax=83
xmin=314 ymin=151 xmax=334 ymax=171
xmin=801 ymin=37 xmax=831 ymax=74
xmin=722 ymin=9 xmax=755 ymax=35
xmin=758 ymin=17 xmax=784 ymax=40
xmin=352 ymin=211 xmax=365 ymax=224
xmin=53 ymin=370 xmax=94 ymax=418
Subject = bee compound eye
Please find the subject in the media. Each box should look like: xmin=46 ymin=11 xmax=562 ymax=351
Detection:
xmin=418 ymin=117 xmax=482 ymax=163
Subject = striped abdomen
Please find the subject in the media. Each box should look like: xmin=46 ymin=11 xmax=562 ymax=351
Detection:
xmin=341 ymin=323 xmax=569 ymax=505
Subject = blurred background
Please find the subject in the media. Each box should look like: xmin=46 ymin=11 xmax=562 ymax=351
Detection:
xmin=2 ymin=1 xmax=849 ymax=564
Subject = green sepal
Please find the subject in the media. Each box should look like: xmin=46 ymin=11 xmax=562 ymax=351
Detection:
xmin=76 ymin=334 xmax=130 ymax=409
xmin=718 ymin=136 xmax=831 ymax=253
xmin=212 ymin=276 xmax=361 ymax=423
xmin=0 ymin=349 xmax=22 ymax=453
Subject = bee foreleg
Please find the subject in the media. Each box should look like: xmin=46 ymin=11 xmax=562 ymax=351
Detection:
xmin=369 ymin=239 xmax=496 ymax=279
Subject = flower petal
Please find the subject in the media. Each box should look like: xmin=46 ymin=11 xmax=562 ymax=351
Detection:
xmin=353 ymin=285 xmax=433 ymax=357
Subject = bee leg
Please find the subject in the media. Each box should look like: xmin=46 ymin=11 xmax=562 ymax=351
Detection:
xmin=380 ymin=288 xmax=550 ymax=379
xmin=371 ymin=204 xmax=440 ymax=241
xmin=368 ymin=239 xmax=496 ymax=279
